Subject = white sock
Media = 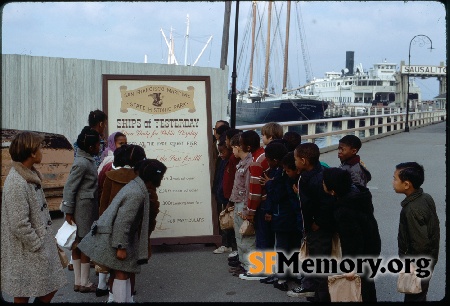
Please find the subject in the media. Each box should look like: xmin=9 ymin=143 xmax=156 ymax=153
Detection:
xmin=70 ymin=255 xmax=73 ymax=265
xmin=113 ymin=279 xmax=127 ymax=303
xmin=107 ymin=292 xmax=114 ymax=303
xmin=125 ymin=278 xmax=132 ymax=302
xmin=98 ymin=272 xmax=108 ymax=290
xmin=72 ymin=259 xmax=81 ymax=286
xmin=80 ymin=262 xmax=91 ymax=287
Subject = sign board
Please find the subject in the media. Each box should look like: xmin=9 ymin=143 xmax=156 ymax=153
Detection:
xmin=102 ymin=74 xmax=221 ymax=245
xmin=401 ymin=65 xmax=446 ymax=75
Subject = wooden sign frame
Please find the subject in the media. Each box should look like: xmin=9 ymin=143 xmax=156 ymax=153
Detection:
xmin=102 ymin=74 xmax=221 ymax=246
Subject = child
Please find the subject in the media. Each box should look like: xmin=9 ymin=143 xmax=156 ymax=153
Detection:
xmin=1 ymin=131 xmax=67 ymax=303
xmin=61 ymin=126 xmax=101 ymax=293
xmin=78 ymin=159 xmax=167 ymax=303
xmin=252 ymin=123 xmax=283 ymax=253
xmin=261 ymin=142 xmax=302 ymax=291
xmin=73 ymin=110 xmax=108 ymax=168
xmin=323 ymin=167 xmax=381 ymax=302
xmin=227 ymin=133 xmax=254 ymax=277
xmin=237 ymin=130 xmax=271 ymax=280
xmin=213 ymin=134 xmax=235 ymax=254
xmin=287 ymin=143 xmax=335 ymax=300
xmin=98 ymin=144 xmax=146 ymax=302
xmin=392 ymin=162 xmax=440 ymax=302
xmin=98 ymin=131 xmax=127 ymax=174
xmin=261 ymin=122 xmax=283 ymax=145
xmin=282 ymin=131 xmax=302 ymax=152
xmin=338 ymin=135 xmax=371 ymax=186
xmin=224 ymin=128 xmax=242 ymax=260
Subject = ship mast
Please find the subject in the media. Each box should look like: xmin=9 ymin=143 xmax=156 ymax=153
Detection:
xmin=248 ymin=1 xmax=257 ymax=94
xmin=263 ymin=1 xmax=273 ymax=96
xmin=282 ymin=1 xmax=291 ymax=94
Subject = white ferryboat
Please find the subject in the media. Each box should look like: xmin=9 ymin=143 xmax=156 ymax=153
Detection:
xmin=301 ymin=51 xmax=421 ymax=113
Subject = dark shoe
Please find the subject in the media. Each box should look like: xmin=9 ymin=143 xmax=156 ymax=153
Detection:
xmin=228 ymin=260 xmax=241 ymax=267
xmin=287 ymin=286 xmax=315 ymax=298
xmin=79 ymin=283 xmax=97 ymax=293
xmin=73 ymin=285 xmax=80 ymax=292
xmin=228 ymin=254 xmax=239 ymax=262
xmin=273 ymin=281 xmax=289 ymax=291
xmin=232 ymin=266 xmax=246 ymax=277
xmin=260 ymin=274 xmax=278 ymax=284
xmin=229 ymin=265 xmax=244 ymax=273
xmin=96 ymin=287 xmax=109 ymax=297
xmin=68 ymin=264 xmax=74 ymax=271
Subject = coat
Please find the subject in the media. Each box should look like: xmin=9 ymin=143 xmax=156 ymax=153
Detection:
xmin=77 ymin=177 xmax=150 ymax=273
xmin=340 ymin=155 xmax=371 ymax=187
xmin=99 ymin=167 xmax=137 ymax=216
xmin=98 ymin=167 xmax=160 ymax=257
xmin=333 ymin=185 xmax=381 ymax=258
xmin=298 ymin=162 xmax=335 ymax=234
xmin=1 ymin=162 xmax=67 ymax=297
xmin=264 ymin=167 xmax=299 ymax=233
xmin=397 ymin=188 xmax=440 ymax=265
xmin=61 ymin=149 xmax=99 ymax=238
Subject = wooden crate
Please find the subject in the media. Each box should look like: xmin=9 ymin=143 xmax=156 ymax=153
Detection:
xmin=1 ymin=129 xmax=74 ymax=211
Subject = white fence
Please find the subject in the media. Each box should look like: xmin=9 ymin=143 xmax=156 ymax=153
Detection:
xmin=236 ymin=110 xmax=447 ymax=152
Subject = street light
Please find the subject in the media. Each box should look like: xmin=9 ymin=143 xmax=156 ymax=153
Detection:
xmin=405 ymin=35 xmax=433 ymax=132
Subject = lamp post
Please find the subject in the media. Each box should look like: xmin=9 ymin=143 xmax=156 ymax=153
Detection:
xmin=405 ymin=35 xmax=433 ymax=132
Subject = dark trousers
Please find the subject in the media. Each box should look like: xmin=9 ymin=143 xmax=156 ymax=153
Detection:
xmin=301 ymin=229 xmax=332 ymax=302
xmin=361 ymin=276 xmax=377 ymax=302
xmin=255 ymin=205 xmax=275 ymax=250
xmin=275 ymin=230 xmax=302 ymax=280
xmin=221 ymin=228 xmax=237 ymax=249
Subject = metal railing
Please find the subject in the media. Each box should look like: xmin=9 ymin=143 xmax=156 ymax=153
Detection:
xmin=236 ymin=110 xmax=446 ymax=151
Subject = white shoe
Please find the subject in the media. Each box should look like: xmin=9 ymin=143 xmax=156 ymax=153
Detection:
xmin=213 ymin=246 xmax=232 ymax=254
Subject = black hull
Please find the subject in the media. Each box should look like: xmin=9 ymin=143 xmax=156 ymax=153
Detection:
xmin=235 ymin=98 xmax=328 ymax=124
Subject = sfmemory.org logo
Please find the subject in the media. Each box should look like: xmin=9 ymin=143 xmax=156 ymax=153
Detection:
xmin=248 ymin=251 xmax=433 ymax=279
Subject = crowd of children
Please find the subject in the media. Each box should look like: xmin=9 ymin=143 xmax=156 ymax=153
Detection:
xmin=211 ymin=120 xmax=440 ymax=302
xmin=0 ymin=113 xmax=438 ymax=303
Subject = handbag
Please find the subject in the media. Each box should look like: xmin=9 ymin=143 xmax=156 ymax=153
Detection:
xmin=397 ymin=265 xmax=422 ymax=294
xmin=299 ymin=237 xmax=308 ymax=261
xmin=331 ymin=232 xmax=342 ymax=260
xmin=239 ymin=220 xmax=255 ymax=236
xmin=55 ymin=220 xmax=77 ymax=250
xmin=328 ymin=274 xmax=362 ymax=302
xmin=56 ymin=244 xmax=69 ymax=269
xmin=219 ymin=206 xmax=235 ymax=230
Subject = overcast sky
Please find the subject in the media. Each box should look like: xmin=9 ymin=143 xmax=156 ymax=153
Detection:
xmin=1 ymin=1 xmax=446 ymax=100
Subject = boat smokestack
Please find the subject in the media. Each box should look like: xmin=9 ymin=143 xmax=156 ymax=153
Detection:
xmin=346 ymin=51 xmax=354 ymax=75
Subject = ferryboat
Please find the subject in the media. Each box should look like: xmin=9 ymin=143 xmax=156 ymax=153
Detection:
xmin=302 ymin=51 xmax=421 ymax=114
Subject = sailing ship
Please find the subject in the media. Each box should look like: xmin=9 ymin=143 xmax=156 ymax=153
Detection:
xmin=234 ymin=1 xmax=328 ymax=124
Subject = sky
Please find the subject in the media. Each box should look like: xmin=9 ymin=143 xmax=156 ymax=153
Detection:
xmin=1 ymin=1 xmax=447 ymax=100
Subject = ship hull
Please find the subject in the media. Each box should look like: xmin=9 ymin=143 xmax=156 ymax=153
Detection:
xmin=235 ymin=98 xmax=328 ymax=124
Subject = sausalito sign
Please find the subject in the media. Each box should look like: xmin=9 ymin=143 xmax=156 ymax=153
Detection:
xmin=401 ymin=65 xmax=446 ymax=76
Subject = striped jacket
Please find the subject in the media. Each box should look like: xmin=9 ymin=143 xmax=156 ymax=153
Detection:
xmin=247 ymin=147 xmax=269 ymax=214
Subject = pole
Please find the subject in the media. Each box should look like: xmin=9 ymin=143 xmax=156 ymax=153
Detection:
xmin=405 ymin=34 xmax=433 ymax=132
xmin=220 ymin=1 xmax=231 ymax=70
xmin=230 ymin=1 xmax=239 ymax=128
